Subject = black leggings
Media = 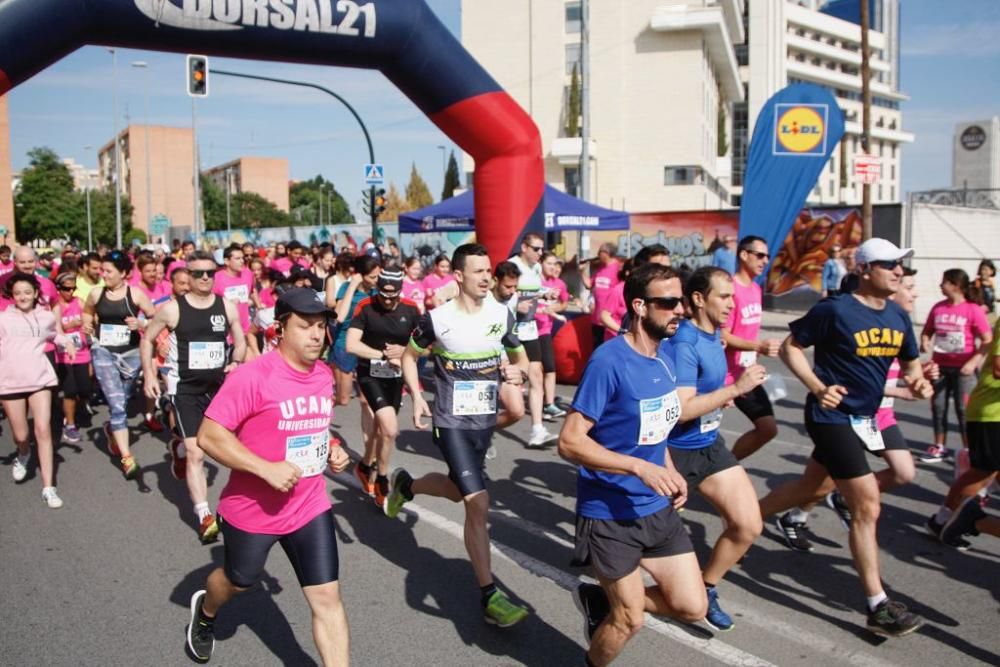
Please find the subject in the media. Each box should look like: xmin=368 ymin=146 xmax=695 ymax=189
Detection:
xmin=931 ymin=366 xmax=977 ymax=439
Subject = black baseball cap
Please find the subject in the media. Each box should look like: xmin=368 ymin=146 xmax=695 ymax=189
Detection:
xmin=275 ymin=288 xmax=335 ymax=320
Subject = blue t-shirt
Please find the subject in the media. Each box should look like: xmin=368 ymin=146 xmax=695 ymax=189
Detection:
xmin=333 ymin=282 xmax=376 ymax=347
xmin=664 ymin=319 xmax=728 ymax=450
xmin=571 ymin=335 xmax=682 ymax=520
xmin=789 ymin=294 xmax=919 ymax=424
xmin=712 ymin=247 xmax=736 ymax=274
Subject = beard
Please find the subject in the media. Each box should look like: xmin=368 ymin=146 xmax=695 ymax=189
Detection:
xmin=639 ymin=312 xmax=676 ymax=342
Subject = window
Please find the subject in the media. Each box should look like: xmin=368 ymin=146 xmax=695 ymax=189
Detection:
xmin=732 ymin=101 xmax=748 ymax=187
xmin=890 ymin=164 xmax=895 ymax=180
xmin=565 ymin=2 xmax=581 ymax=34
xmin=829 ymin=179 xmax=835 ymax=196
xmin=565 ymin=43 xmax=581 ymax=75
xmin=564 ymin=167 xmax=579 ymax=198
xmin=891 ymin=186 xmax=896 ymax=201
xmin=878 ymin=185 xmax=883 ymax=200
xmin=664 ymin=166 xmax=701 ymax=186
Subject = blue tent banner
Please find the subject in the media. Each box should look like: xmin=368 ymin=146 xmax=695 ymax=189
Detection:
xmin=739 ymin=83 xmax=845 ymax=266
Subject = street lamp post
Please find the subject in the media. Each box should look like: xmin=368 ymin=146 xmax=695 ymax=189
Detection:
xmin=108 ymin=48 xmax=123 ymax=248
xmin=131 ymin=61 xmax=153 ymax=241
xmin=225 ymin=166 xmax=232 ymax=241
xmin=437 ymin=144 xmax=446 ymax=195
xmin=319 ymin=182 xmax=325 ymax=227
xmin=84 ymin=144 xmax=94 ymax=252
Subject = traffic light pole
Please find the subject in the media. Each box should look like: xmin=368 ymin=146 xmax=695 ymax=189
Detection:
xmin=210 ymin=69 xmax=378 ymax=243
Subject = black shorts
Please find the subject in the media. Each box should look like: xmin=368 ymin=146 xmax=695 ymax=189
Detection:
xmin=358 ymin=376 xmax=403 ymax=413
xmin=734 ymin=385 xmax=774 ymax=422
xmin=669 ymin=436 xmax=739 ymax=490
xmin=171 ymin=392 xmax=214 ymax=440
xmin=522 ymin=338 xmax=542 ymax=363
xmin=592 ymin=325 xmax=605 ymax=351
xmin=57 ymin=363 xmax=91 ymax=398
xmin=219 ymin=509 xmax=339 ymax=589
xmin=434 ymin=427 xmax=492 ymax=497
xmin=881 ymin=424 xmax=908 ymax=452
xmin=572 ymin=505 xmax=693 ymax=581
xmin=0 ymin=389 xmax=51 ymax=402
xmin=538 ymin=334 xmax=556 ymax=374
xmin=967 ymin=422 xmax=1000 ymax=472
xmin=806 ymin=416 xmax=873 ymax=480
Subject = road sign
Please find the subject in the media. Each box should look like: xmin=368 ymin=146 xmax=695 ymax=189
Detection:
xmin=364 ymin=163 xmax=384 ymax=185
xmin=853 ymin=154 xmax=881 ymax=185
xmin=149 ymin=214 xmax=170 ymax=237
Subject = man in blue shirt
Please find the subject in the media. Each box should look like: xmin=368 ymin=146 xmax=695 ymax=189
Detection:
xmin=758 ymin=238 xmax=933 ymax=637
xmin=711 ymin=235 xmax=737 ymax=274
xmin=559 ymin=263 xmax=706 ymax=667
xmin=666 ymin=267 xmax=768 ymax=632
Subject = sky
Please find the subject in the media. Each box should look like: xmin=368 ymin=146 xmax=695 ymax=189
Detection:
xmin=5 ymin=0 xmax=1000 ymax=221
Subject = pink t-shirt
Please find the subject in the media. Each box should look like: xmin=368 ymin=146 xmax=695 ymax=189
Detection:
xmin=602 ymin=282 xmax=627 ymax=341
xmin=269 ymin=257 xmax=309 ymax=277
xmin=214 ymin=268 xmax=255 ymax=332
xmin=55 ymin=297 xmax=91 ymax=365
xmin=0 ymin=307 xmax=66 ymax=395
xmin=422 ymin=273 xmax=455 ymax=309
xmin=136 ymin=280 xmax=172 ymax=308
xmin=724 ymin=278 xmax=763 ymax=384
xmin=0 ymin=260 xmax=14 ymax=277
xmin=923 ymin=299 xmax=991 ymax=368
xmin=259 ymin=286 xmax=277 ymax=309
xmin=206 ymin=350 xmax=335 ymax=534
xmin=876 ymin=359 xmax=900 ymax=431
xmin=536 ymin=277 xmax=569 ymax=337
xmin=589 ymin=261 xmax=621 ymax=325
xmin=403 ymin=277 xmax=426 ymax=310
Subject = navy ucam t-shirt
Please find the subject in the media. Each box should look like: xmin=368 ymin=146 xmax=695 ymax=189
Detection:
xmin=571 ymin=335 xmax=682 ymax=520
xmin=789 ymin=294 xmax=919 ymax=424
xmin=664 ymin=319 xmax=728 ymax=450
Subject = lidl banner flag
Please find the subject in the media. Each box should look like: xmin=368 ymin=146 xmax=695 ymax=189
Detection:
xmin=739 ymin=83 xmax=845 ymax=271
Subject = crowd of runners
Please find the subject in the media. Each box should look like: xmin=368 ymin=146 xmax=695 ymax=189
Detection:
xmin=0 ymin=233 xmax=997 ymax=666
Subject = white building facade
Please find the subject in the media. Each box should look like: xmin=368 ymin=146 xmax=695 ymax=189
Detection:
xmin=952 ymin=117 xmax=1000 ymax=191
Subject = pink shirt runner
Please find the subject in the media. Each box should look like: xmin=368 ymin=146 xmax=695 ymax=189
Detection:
xmin=403 ymin=278 xmax=426 ymax=311
xmin=876 ymin=359 xmax=900 ymax=431
xmin=536 ymin=277 xmax=569 ymax=337
xmin=0 ymin=307 xmax=67 ymax=395
xmin=589 ymin=260 xmax=621 ymax=325
xmin=206 ymin=350 xmax=335 ymax=534
xmin=922 ymin=299 xmax=991 ymax=368
xmin=214 ymin=268 xmax=255 ymax=332
xmin=422 ymin=273 xmax=455 ymax=309
xmin=602 ymin=282 xmax=627 ymax=341
xmin=0 ymin=260 xmax=14 ymax=277
xmin=724 ymin=278 xmax=763 ymax=384
xmin=55 ymin=297 xmax=91 ymax=365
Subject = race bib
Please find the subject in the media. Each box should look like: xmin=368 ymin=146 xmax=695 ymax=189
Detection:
xmin=700 ymin=408 xmax=723 ymax=434
xmin=188 ymin=341 xmax=225 ymax=370
xmin=515 ymin=319 xmax=538 ymax=340
xmin=879 ymin=396 xmax=895 ymax=410
xmin=850 ymin=415 xmax=884 ymax=452
xmin=737 ymin=351 xmax=757 ymax=368
xmin=99 ymin=323 xmax=131 ymax=347
xmin=933 ymin=332 xmax=965 ymax=354
xmin=67 ymin=332 xmax=84 ymax=348
xmin=594 ymin=276 xmax=611 ymax=290
xmin=638 ymin=391 xmax=681 ymax=445
xmin=370 ymin=359 xmax=402 ymax=379
xmin=453 ymin=380 xmax=497 ymax=416
xmin=224 ymin=284 xmax=250 ymax=304
xmin=284 ymin=431 xmax=329 ymax=478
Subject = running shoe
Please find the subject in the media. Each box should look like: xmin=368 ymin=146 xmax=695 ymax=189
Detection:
xmin=924 ymin=514 xmax=970 ymax=550
xmin=354 ymin=461 xmax=375 ymax=496
xmin=528 ymin=426 xmax=557 ymax=448
xmin=919 ymin=444 xmax=951 ymax=463
xmin=483 ymin=589 xmax=529 ymax=627
xmin=144 ymin=413 xmax=165 ymax=433
xmin=186 ymin=590 xmax=216 ymax=663
xmin=198 ymin=514 xmax=220 ymax=544
xmin=121 ymin=455 xmax=140 ymax=480
xmin=374 ymin=476 xmax=389 ymax=510
xmin=866 ymin=599 xmax=922 ymax=637
xmin=776 ymin=513 xmax=814 ymax=552
xmin=543 ymin=403 xmax=567 ymax=421
xmin=383 ymin=468 xmax=413 ymax=519
xmin=104 ymin=423 xmax=121 ymax=457
xmin=940 ymin=496 xmax=986 ymax=548
xmin=169 ymin=437 xmax=187 ymax=481
xmin=41 ymin=486 xmax=63 ymax=509
xmin=825 ymin=491 xmax=853 ymax=530
xmin=11 ymin=454 xmax=29 ymax=482
xmin=61 ymin=424 xmax=82 ymax=444
xmin=704 ymin=586 xmax=734 ymax=631
xmin=573 ymin=582 xmax=610 ymax=641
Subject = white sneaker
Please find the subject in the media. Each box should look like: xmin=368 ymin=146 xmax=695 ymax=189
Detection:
xmin=528 ymin=426 xmax=556 ymax=448
xmin=42 ymin=486 xmax=63 ymax=509
xmin=11 ymin=454 xmax=29 ymax=482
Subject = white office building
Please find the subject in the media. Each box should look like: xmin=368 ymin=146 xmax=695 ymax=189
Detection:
xmin=952 ymin=117 xmax=1000 ymax=191
xmin=460 ymin=0 xmax=912 ymax=212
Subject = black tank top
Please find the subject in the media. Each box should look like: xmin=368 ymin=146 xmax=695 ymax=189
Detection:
xmin=95 ymin=286 xmax=140 ymax=353
xmin=175 ymin=294 xmax=229 ymax=395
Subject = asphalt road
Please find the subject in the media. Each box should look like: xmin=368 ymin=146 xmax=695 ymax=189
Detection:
xmin=2 ymin=350 xmax=998 ymax=666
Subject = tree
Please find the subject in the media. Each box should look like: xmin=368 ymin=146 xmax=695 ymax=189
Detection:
xmin=200 ymin=175 xmax=228 ymax=232
xmin=231 ymin=191 xmax=293 ymax=229
xmin=717 ymin=96 xmax=729 ymax=157
xmin=83 ymin=188 xmax=135 ymax=247
xmin=290 ymin=176 xmax=354 ymax=226
xmin=566 ymin=63 xmax=581 ymax=137
xmin=441 ymin=150 xmax=461 ymax=201
xmin=379 ymin=183 xmax=408 ymax=223
xmin=405 ymin=163 xmax=433 ymax=209
xmin=14 ymin=147 xmax=79 ymax=242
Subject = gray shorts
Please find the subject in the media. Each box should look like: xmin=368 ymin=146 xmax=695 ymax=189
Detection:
xmin=572 ymin=505 xmax=693 ymax=581
xmin=669 ymin=435 xmax=739 ymax=490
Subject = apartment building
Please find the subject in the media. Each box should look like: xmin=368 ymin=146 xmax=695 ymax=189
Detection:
xmin=203 ymin=157 xmax=290 ymax=212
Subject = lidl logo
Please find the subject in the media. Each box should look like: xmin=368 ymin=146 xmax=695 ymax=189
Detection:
xmin=773 ymin=104 xmax=828 ymax=156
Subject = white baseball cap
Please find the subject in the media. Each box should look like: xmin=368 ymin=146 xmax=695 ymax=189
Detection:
xmin=855 ymin=238 xmax=913 ymax=265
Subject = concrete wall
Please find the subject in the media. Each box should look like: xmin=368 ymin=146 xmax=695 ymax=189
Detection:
xmin=0 ymin=96 xmax=14 ymax=243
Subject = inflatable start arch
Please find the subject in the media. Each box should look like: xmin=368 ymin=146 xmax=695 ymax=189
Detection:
xmin=0 ymin=0 xmax=544 ymax=266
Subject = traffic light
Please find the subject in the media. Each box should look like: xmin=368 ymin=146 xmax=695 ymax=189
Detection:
xmin=186 ymin=54 xmax=209 ymax=97
xmin=373 ymin=188 xmax=387 ymax=217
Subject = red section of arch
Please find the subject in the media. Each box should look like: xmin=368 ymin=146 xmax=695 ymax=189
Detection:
xmin=0 ymin=69 xmax=10 ymax=96
xmin=431 ymin=91 xmax=544 ymax=268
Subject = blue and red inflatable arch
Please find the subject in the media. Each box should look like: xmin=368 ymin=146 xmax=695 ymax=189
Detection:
xmin=0 ymin=0 xmax=544 ymax=267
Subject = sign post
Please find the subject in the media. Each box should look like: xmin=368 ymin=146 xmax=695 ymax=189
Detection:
xmin=853 ymin=154 xmax=881 ymax=185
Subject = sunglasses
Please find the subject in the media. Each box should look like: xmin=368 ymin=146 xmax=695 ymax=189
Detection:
xmin=190 ymin=269 xmax=217 ymax=279
xmin=643 ymin=296 xmax=683 ymax=310
xmin=744 ymin=250 xmax=770 ymax=261
xmin=529 ymin=245 xmax=544 ymax=253
xmin=869 ymin=259 xmax=903 ymax=271
xmin=57 ymin=285 xmax=76 ymax=292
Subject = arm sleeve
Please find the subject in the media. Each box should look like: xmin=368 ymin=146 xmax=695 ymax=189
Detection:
xmin=672 ymin=342 xmax=701 ymax=387
xmin=348 ymin=304 xmax=368 ymax=331
xmin=501 ymin=310 xmax=523 ymax=350
xmin=788 ymin=300 xmax=835 ymax=349
xmin=409 ymin=313 xmax=436 ymax=351
xmin=972 ymin=306 xmax=991 ymax=337
xmin=204 ymin=366 xmax=258 ymax=432
xmin=571 ymin=352 xmax=619 ymax=423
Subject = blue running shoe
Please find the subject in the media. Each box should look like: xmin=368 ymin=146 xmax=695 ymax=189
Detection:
xmin=704 ymin=586 xmax=734 ymax=631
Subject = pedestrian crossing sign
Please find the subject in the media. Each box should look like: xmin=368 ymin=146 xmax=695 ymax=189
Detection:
xmin=364 ymin=163 xmax=385 ymax=185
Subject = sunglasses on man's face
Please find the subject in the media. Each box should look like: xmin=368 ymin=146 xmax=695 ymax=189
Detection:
xmin=869 ymin=260 xmax=903 ymax=271
xmin=190 ymin=269 xmax=217 ymax=280
xmin=643 ymin=296 xmax=683 ymax=310
xmin=744 ymin=250 xmax=769 ymax=261
xmin=529 ymin=245 xmax=544 ymax=253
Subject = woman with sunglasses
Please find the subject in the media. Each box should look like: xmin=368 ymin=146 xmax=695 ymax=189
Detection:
xmin=83 ymin=252 xmax=157 ymax=480
xmin=1 ymin=272 xmax=78 ymax=508
xmin=919 ymin=268 xmax=993 ymax=463
xmin=53 ymin=271 xmax=91 ymax=445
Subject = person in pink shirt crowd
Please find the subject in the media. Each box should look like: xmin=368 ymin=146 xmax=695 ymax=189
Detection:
xmin=0 ymin=246 xmax=59 ymax=310
xmin=0 ymin=272 xmax=78 ymax=509
xmin=919 ymin=268 xmax=993 ymax=462
xmin=52 ymin=271 xmax=92 ymax=446
xmin=184 ymin=288 xmax=350 ymax=665
xmin=270 ymin=240 xmax=311 ymax=277
xmin=598 ymin=244 xmax=672 ymax=342
xmin=213 ymin=244 xmax=259 ymax=333
xmin=720 ymin=236 xmax=783 ymax=461
xmin=582 ymin=242 xmax=621 ymax=350
xmin=421 ymin=253 xmax=456 ymax=310
xmin=402 ymin=255 xmax=427 ymax=315
xmin=133 ymin=254 xmax=173 ymax=432
xmin=535 ymin=252 xmax=570 ymax=418
xmin=0 ymin=244 xmax=14 ymax=276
